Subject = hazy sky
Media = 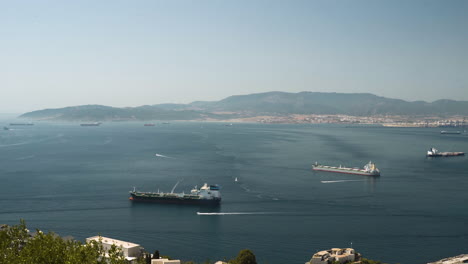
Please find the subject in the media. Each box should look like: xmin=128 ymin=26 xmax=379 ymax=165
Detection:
xmin=2 ymin=0 xmax=468 ymax=113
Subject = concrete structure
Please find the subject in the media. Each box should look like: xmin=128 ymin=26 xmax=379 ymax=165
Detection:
xmin=428 ymin=254 xmax=468 ymax=264
xmin=306 ymin=248 xmax=358 ymax=264
xmin=151 ymin=258 xmax=181 ymax=264
xmin=86 ymin=236 xmax=142 ymax=262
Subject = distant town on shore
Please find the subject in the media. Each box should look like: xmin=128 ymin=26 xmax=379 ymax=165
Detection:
xmin=19 ymin=91 xmax=468 ymax=127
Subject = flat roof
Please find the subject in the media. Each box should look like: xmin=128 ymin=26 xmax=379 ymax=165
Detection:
xmin=87 ymin=236 xmax=140 ymax=249
xmin=313 ymin=251 xmax=330 ymax=256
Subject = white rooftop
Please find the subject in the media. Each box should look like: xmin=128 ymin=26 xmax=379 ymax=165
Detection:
xmin=87 ymin=236 xmax=140 ymax=249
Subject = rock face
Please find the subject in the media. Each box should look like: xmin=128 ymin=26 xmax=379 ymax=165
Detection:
xmin=428 ymin=254 xmax=468 ymax=264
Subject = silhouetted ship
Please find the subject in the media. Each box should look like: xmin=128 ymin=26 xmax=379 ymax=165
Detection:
xmin=129 ymin=183 xmax=221 ymax=205
xmin=144 ymin=123 xmax=155 ymax=126
xmin=312 ymin=161 xmax=380 ymax=176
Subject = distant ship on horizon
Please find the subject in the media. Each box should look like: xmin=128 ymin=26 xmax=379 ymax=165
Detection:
xmin=440 ymin=130 xmax=461 ymax=134
xmin=10 ymin=123 xmax=33 ymax=126
xmin=80 ymin=122 xmax=101 ymax=126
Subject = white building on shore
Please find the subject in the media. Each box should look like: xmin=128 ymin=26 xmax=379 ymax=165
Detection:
xmin=306 ymin=248 xmax=358 ymax=264
xmin=86 ymin=236 xmax=143 ymax=263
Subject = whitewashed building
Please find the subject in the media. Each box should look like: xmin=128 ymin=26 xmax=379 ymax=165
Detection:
xmin=306 ymin=248 xmax=358 ymax=264
xmin=86 ymin=236 xmax=143 ymax=263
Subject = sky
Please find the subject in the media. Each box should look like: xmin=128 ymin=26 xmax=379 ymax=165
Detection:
xmin=1 ymin=0 xmax=468 ymax=113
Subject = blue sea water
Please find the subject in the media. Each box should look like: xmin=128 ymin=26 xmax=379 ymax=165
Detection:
xmin=0 ymin=121 xmax=467 ymax=264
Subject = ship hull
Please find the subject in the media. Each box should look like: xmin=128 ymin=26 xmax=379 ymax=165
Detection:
xmin=312 ymin=166 xmax=380 ymax=176
xmin=440 ymin=131 xmax=461 ymax=134
xmin=427 ymin=152 xmax=464 ymax=157
xmin=129 ymin=194 xmax=221 ymax=205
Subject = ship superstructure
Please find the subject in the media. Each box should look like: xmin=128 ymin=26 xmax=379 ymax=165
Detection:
xmin=129 ymin=183 xmax=221 ymax=205
xmin=312 ymin=161 xmax=380 ymax=176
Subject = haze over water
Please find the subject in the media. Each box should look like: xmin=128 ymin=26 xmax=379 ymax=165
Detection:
xmin=0 ymin=121 xmax=467 ymax=264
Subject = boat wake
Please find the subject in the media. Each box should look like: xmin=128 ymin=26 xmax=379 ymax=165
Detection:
xmin=0 ymin=141 xmax=31 ymax=148
xmin=197 ymin=212 xmax=274 ymax=216
xmin=155 ymin=153 xmax=173 ymax=158
xmin=15 ymin=155 xmax=35 ymax=160
xmin=0 ymin=134 xmax=64 ymax=148
xmin=321 ymin=180 xmax=365 ymax=184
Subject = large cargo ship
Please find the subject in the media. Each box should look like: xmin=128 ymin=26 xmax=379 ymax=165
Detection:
xmin=426 ymin=147 xmax=464 ymax=157
xmin=129 ymin=183 xmax=221 ymax=205
xmin=312 ymin=161 xmax=380 ymax=176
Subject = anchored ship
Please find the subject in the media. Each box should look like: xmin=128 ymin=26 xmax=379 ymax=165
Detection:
xmin=129 ymin=183 xmax=221 ymax=205
xmin=10 ymin=123 xmax=33 ymax=126
xmin=80 ymin=122 xmax=101 ymax=126
xmin=426 ymin=147 xmax=464 ymax=157
xmin=312 ymin=161 xmax=380 ymax=176
xmin=440 ymin=131 xmax=461 ymax=134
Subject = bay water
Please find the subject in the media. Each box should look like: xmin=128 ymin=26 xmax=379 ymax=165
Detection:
xmin=0 ymin=121 xmax=467 ymax=264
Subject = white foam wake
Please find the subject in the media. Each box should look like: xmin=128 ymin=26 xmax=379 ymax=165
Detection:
xmin=15 ymin=155 xmax=35 ymax=160
xmin=0 ymin=141 xmax=33 ymax=148
xmin=321 ymin=180 xmax=365 ymax=183
xmin=155 ymin=153 xmax=172 ymax=158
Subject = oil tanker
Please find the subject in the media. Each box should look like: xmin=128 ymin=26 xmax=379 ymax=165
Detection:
xmin=312 ymin=161 xmax=380 ymax=176
xmin=129 ymin=183 xmax=221 ymax=205
xmin=426 ymin=147 xmax=464 ymax=157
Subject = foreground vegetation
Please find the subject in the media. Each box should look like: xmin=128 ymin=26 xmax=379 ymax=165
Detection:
xmin=0 ymin=220 xmax=134 ymax=264
xmin=2 ymin=220 xmax=394 ymax=264
xmin=0 ymin=220 xmax=256 ymax=264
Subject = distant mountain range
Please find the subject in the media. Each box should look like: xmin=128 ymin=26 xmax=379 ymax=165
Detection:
xmin=20 ymin=92 xmax=468 ymax=121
